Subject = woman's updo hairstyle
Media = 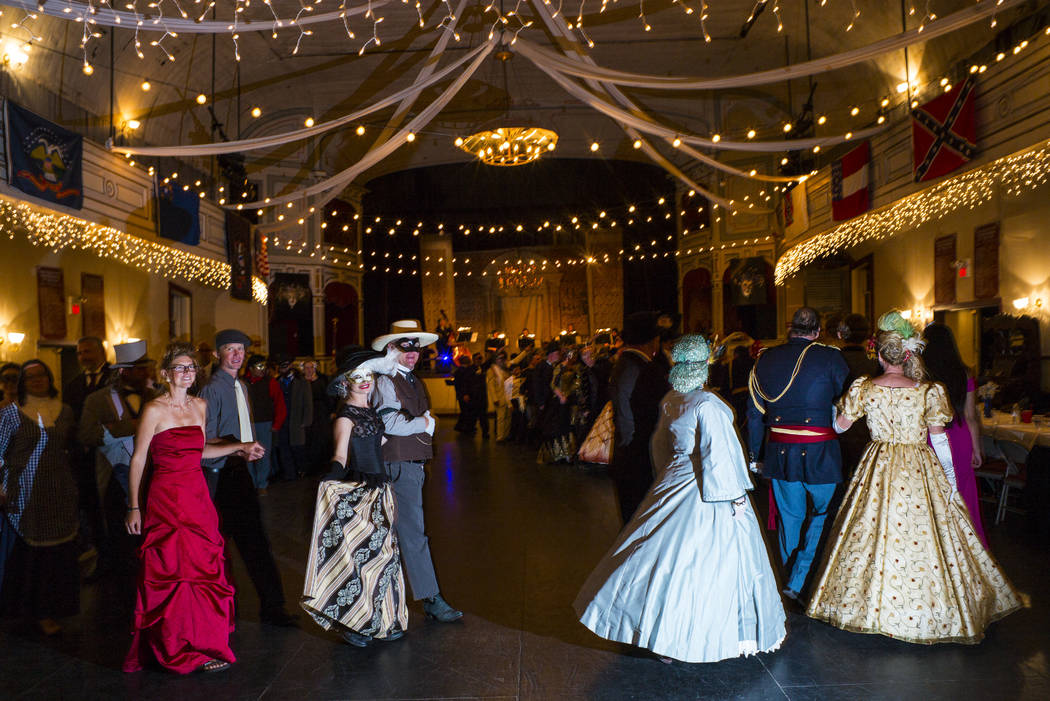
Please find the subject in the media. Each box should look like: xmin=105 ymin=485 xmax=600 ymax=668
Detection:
xmin=669 ymin=334 xmax=711 ymax=393
xmin=156 ymin=341 xmax=199 ymax=396
xmin=875 ymin=311 xmax=927 ymax=382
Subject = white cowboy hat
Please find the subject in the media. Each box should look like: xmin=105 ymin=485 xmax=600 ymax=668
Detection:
xmin=371 ymin=319 xmax=439 ymax=351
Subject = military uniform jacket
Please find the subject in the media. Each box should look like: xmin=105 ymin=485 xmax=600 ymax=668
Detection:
xmin=746 ymin=337 xmax=849 ymax=484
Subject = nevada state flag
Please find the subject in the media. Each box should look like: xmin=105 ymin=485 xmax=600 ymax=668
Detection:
xmin=912 ymin=77 xmax=976 ymax=183
xmin=831 ymin=141 xmax=871 ymax=222
xmin=4 ymin=101 xmax=84 ymax=209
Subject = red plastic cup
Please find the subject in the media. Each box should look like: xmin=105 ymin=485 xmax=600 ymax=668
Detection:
xmin=1021 ymin=409 xmax=1034 ymax=423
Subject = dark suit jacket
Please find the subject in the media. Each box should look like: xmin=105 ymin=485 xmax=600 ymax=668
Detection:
xmin=63 ymin=364 xmax=115 ymax=420
xmin=610 ymin=348 xmax=669 ymax=449
xmin=528 ymin=362 xmax=554 ymax=409
xmin=746 ymin=338 xmax=849 ymax=484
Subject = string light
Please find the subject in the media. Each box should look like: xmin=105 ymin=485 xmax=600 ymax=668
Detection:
xmin=776 ymin=141 xmax=1050 ymax=284
xmin=0 ymin=196 xmax=267 ymax=303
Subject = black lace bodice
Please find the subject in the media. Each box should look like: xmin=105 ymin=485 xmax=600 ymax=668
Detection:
xmin=337 ymin=403 xmax=385 ymax=475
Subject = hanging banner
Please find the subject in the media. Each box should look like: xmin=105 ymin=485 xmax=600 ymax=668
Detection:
xmin=5 ymin=101 xmax=84 ymax=209
xmin=156 ymin=176 xmax=201 ymax=245
xmin=912 ymin=78 xmax=977 ymax=183
xmin=226 ymin=211 xmax=253 ymax=301
xmin=783 ymin=181 xmax=809 ymax=239
xmin=832 ymin=141 xmax=871 ymax=221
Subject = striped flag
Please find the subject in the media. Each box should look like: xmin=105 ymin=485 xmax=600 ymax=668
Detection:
xmin=831 ymin=141 xmax=871 ymax=222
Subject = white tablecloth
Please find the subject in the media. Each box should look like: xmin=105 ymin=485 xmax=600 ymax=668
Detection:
xmin=981 ymin=412 xmax=1050 ymax=451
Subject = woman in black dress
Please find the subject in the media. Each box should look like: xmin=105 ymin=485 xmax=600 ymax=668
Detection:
xmin=301 ymin=347 xmax=408 ymax=647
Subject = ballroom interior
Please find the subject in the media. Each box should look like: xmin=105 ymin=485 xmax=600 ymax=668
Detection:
xmin=2 ymin=1 xmax=1050 ymax=699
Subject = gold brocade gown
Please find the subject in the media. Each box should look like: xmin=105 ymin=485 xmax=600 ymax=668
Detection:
xmin=806 ymin=378 xmax=1023 ymax=644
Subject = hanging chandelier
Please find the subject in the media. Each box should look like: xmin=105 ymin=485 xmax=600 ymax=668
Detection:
xmin=456 ymin=127 xmax=558 ymax=167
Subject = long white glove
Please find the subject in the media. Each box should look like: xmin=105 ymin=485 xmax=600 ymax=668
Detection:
xmin=929 ymin=431 xmax=958 ymax=502
xmin=423 ymin=410 xmax=436 ymax=437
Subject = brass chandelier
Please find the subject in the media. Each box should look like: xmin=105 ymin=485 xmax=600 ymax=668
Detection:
xmin=456 ymin=127 xmax=558 ymax=167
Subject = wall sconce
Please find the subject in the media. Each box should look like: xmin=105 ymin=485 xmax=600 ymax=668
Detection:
xmin=1 ymin=330 xmax=26 ymax=358
xmin=900 ymin=307 xmax=932 ymax=326
xmin=1012 ymin=296 xmax=1044 ymax=314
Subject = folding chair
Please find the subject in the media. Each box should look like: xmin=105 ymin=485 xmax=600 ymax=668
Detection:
xmin=995 ymin=438 xmax=1029 ymax=524
xmin=975 ymin=434 xmax=1008 ymax=514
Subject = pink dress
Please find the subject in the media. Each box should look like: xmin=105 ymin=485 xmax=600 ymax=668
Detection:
xmin=123 ymin=426 xmax=236 ymax=673
xmin=929 ymin=377 xmax=988 ymax=547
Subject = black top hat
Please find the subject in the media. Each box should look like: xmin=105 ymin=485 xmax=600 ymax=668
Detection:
xmin=621 ymin=311 xmax=662 ymax=345
xmin=327 ymin=346 xmax=384 ymax=396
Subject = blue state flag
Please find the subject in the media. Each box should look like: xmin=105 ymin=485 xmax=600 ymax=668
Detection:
xmin=156 ymin=176 xmax=201 ymax=245
xmin=4 ymin=101 xmax=84 ymax=209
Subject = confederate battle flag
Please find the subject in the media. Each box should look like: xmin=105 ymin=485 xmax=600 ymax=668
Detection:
xmin=912 ymin=77 xmax=977 ymax=183
xmin=4 ymin=101 xmax=84 ymax=209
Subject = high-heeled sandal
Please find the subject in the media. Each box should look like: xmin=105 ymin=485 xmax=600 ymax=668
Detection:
xmin=198 ymin=659 xmax=231 ymax=673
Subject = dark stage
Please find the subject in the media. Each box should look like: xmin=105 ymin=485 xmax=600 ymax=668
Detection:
xmin=2 ymin=424 xmax=1048 ymax=700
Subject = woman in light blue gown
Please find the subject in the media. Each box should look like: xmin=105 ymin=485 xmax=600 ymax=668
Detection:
xmin=575 ymin=335 xmax=785 ymax=663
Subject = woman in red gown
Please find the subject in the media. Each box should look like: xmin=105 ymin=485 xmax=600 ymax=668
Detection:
xmin=123 ymin=342 xmax=264 ymax=674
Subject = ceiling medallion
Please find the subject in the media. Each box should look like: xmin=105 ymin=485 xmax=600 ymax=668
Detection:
xmin=457 ymin=127 xmax=558 ymax=167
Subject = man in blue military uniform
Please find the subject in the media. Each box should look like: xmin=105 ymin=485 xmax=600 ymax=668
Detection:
xmin=747 ymin=307 xmax=849 ymax=604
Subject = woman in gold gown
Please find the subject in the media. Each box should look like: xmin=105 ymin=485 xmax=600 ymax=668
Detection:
xmin=807 ymin=311 xmax=1022 ymax=644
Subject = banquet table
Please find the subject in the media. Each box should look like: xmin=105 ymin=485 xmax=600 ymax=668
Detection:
xmin=980 ymin=411 xmax=1050 ymax=450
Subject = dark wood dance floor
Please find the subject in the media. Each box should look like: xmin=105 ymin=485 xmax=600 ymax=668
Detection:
xmin=2 ymin=424 xmax=1048 ymax=700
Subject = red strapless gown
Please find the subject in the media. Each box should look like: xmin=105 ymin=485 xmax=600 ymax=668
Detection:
xmin=123 ymin=426 xmax=236 ymax=673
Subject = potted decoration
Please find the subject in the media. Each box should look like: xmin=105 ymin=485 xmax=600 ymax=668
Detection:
xmin=977 ymin=381 xmax=999 ymax=418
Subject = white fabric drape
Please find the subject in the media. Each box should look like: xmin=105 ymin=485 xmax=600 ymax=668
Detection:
xmin=248 ymin=39 xmax=494 ymax=216
xmin=513 ymin=0 xmax=1025 ymax=90
xmin=306 ymin=0 xmax=473 ymax=215
xmin=113 ymin=43 xmax=488 ymax=157
xmin=528 ymin=57 xmax=885 ymax=153
xmin=525 ymin=2 xmax=738 ymax=209
xmin=16 ymin=0 xmax=391 ymax=34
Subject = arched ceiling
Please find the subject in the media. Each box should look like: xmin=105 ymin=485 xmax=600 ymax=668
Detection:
xmin=0 ymin=0 xmax=1041 ymax=197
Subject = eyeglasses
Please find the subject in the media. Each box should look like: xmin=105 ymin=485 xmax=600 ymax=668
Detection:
xmin=168 ymin=364 xmax=197 ymax=374
xmin=1 ymin=374 xmax=19 ymax=383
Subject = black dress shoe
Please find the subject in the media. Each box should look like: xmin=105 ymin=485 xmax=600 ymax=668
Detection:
xmin=422 ymin=594 xmax=463 ymax=623
xmin=260 ymin=608 xmax=299 ymax=627
xmin=342 ymin=630 xmax=372 ymax=647
xmin=379 ymin=629 xmax=404 ymax=642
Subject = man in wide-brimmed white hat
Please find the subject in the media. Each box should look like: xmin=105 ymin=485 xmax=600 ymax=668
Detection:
xmin=370 ymin=319 xmax=462 ymax=624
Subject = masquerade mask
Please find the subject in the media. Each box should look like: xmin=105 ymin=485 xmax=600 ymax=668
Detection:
xmin=394 ymin=338 xmax=421 ymax=352
xmin=348 ymin=370 xmax=374 ymax=385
